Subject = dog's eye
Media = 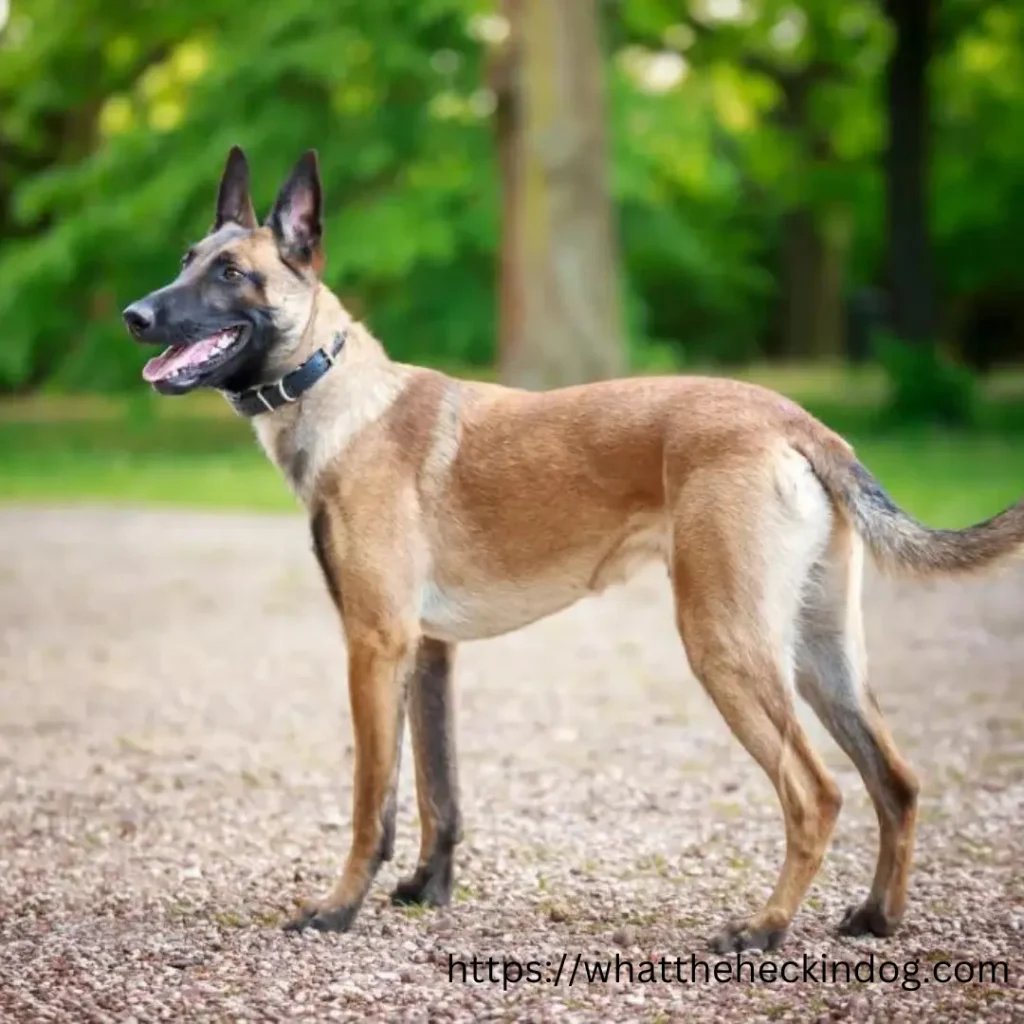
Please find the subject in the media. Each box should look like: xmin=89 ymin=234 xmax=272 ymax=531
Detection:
xmin=221 ymin=265 xmax=243 ymax=282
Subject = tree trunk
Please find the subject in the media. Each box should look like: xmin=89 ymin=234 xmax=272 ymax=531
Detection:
xmin=780 ymin=206 xmax=849 ymax=359
xmin=773 ymin=65 xmax=848 ymax=362
xmin=885 ymin=0 xmax=935 ymax=344
xmin=492 ymin=0 xmax=524 ymax=380
xmin=499 ymin=0 xmax=625 ymax=388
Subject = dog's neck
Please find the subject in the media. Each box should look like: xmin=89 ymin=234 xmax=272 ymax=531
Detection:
xmin=242 ymin=285 xmax=414 ymax=503
xmin=288 ymin=285 xmax=376 ymax=365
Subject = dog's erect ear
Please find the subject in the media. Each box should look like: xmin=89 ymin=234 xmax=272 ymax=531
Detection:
xmin=266 ymin=150 xmax=323 ymax=266
xmin=213 ymin=146 xmax=258 ymax=231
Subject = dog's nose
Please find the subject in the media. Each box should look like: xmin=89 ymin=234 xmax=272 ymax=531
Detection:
xmin=122 ymin=302 xmax=155 ymax=339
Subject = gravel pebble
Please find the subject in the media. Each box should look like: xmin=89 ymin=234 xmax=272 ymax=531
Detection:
xmin=1 ymin=507 xmax=1022 ymax=1022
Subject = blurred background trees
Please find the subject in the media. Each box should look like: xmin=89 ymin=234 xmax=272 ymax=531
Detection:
xmin=1 ymin=0 xmax=1023 ymax=415
xmin=495 ymin=0 xmax=625 ymax=388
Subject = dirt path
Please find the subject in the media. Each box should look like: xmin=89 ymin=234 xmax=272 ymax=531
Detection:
xmin=1 ymin=507 xmax=1021 ymax=1022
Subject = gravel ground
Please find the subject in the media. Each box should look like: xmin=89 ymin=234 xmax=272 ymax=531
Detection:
xmin=1 ymin=506 xmax=1022 ymax=1023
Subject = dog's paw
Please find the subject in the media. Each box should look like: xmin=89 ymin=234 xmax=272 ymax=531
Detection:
xmin=283 ymin=902 xmax=358 ymax=934
xmin=710 ymin=915 xmax=787 ymax=954
xmin=837 ymin=901 xmax=897 ymax=938
xmin=390 ymin=863 xmax=453 ymax=908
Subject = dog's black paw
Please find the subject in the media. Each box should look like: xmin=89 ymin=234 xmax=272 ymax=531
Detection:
xmin=283 ymin=903 xmax=358 ymax=934
xmin=837 ymin=901 xmax=897 ymax=938
xmin=282 ymin=907 xmax=316 ymax=933
xmin=710 ymin=915 xmax=787 ymax=954
xmin=390 ymin=860 xmax=453 ymax=908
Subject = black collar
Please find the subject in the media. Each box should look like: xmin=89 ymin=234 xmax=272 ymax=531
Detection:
xmin=222 ymin=329 xmax=347 ymax=417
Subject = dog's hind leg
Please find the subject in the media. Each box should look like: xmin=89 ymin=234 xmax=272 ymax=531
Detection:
xmin=796 ymin=524 xmax=919 ymax=938
xmin=391 ymin=637 xmax=463 ymax=907
xmin=670 ymin=448 xmax=842 ymax=953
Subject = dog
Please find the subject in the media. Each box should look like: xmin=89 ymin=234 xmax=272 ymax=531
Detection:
xmin=123 ymin=147 xmax=1024 ymax=952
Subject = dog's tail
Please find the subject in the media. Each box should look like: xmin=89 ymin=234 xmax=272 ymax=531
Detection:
xmin=793 ymin=431 xmax=1024 ymax=578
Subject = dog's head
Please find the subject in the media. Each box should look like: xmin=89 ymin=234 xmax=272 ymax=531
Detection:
xmin=123 ymin=147 xmax=325 ymax=394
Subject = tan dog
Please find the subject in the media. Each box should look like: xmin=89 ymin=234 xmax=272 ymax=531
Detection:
xmin=123 ymin=148 xmax=1024 ymax=951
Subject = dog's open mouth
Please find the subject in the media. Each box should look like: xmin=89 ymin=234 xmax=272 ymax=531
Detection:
xmin=142 ymin=326 xmax=247 ymax=385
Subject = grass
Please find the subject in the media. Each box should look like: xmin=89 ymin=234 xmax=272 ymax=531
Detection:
xmin=1 ymin=366 xmax=1022 ymax=525
xmin=0 ymin=409 xmax=292 ymax=511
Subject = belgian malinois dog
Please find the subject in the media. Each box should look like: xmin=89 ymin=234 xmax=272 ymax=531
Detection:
xmin=123 ymin=147 xmax=1024 ymax=951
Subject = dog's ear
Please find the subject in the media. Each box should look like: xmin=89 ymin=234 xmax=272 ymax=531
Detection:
xmin=266 ymin=150 xmax=323 ymax=268
xmin=213 ymin=146 xmax=258 ymax=231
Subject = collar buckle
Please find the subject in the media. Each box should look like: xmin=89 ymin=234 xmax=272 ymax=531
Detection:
xmin=223 ymin=326 xmax=348 ymax=418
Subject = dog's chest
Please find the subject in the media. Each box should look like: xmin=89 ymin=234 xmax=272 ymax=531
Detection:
xmin=249 ymin=371 xmax=409 ymax=501
xmin=252 ymin=417 xmax=308 ymax=495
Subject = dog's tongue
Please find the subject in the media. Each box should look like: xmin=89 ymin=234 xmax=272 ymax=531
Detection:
xmin=142 ymin=334 xmax=227 ymax=383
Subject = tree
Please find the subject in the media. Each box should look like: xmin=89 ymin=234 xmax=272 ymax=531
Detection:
xmin=491 ymin=1 xmax=525 ymax=388
xmin=0 ymin=0 xmax=495 ymax=391
xmin=4 ymin=0 xmax=1024 ymax=395
xmin=773 ymin=57 xmax=850 ymax=362
xmin=932 ymin=1 xmax=1024 ymax=370
xmin=497 ymin=0 xmax=625 ymax=388
xmin=618 ymin=1 xmax=887 ymax=363
xmin=879 ymin=0 xmax=983 ymax=423
xmin=883 ymin=0 xmax=935 ymax=346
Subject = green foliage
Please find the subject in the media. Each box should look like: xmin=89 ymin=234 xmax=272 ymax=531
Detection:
xmin=1 ymin=0 xmax=1024 ymax=393
xmin=0 ymin=0 xmax=496 ymax=390
xmin=609 ymin=66 xmax=774 ymax=363
xmin=876 ymin=332 xmax=977 ymax=427
xmin=932 ymin=3 xmax=1024 ymax=298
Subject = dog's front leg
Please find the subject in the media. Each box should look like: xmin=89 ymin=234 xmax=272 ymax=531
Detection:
xmin=286 ymin=622 xmax=414 ymax=933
